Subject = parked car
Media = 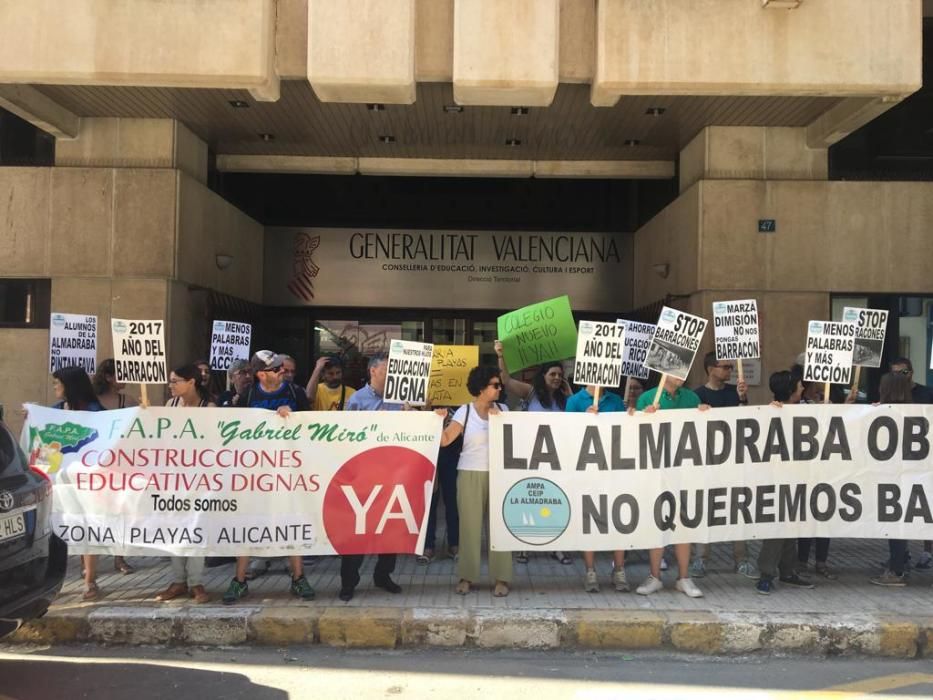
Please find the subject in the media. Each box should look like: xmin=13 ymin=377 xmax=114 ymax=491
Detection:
xmin=0 ymin=418 xmax=67 ymax=638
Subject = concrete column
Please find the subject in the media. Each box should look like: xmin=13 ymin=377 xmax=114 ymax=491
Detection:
xmin=308 ymin=0 xmax=416 ymax=104
xmin=55 ymin=118 xmax=208 ymax=185
xmin=679 ymin=126 xmax=827 ymax=194
xmin=453 ymin=0 xmax=560 ymax=106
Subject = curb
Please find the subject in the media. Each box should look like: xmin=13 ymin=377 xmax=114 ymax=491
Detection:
xmin=9 ymin=606 xmax=932 ymax=658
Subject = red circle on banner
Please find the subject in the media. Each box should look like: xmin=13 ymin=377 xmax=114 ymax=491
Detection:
xmin=323 ymin=446 xmax=435 ymax=555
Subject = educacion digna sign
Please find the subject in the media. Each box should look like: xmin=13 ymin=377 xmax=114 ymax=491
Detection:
xmin=264 ymin=227 xmax=633 ymax=312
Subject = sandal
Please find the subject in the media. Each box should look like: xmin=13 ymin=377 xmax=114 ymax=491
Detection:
xmin=114 ymin=557 xmax=135 ymax=575
xmin=550 ymin=551 xmax=572 ymax=565
xmin=493 ymin=581 xmax=510 ymax=597
xmin=455 ymin=579 xmax=471 ymax=595
xmin=516 ymin=552 xmax=529 ymax=564
xmin=416 ymin=548 xmax=435 ymax=565
xmin=82 ymin=581 xmax=100 ymax=602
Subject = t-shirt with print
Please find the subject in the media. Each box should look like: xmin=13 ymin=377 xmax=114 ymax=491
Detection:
xmin=234 ymin=381 xmax=310 ymax=412
xmin=451 ymin=402 xmax=509 ymax=472
xmin=313 ymin=383 xmax=356 ymax=411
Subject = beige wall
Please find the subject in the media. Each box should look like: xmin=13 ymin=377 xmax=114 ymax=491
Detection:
xmin=0 ymin=0 xmax=276 ymax=92
xmin=593 ymin=0 xmax=922 ymax=105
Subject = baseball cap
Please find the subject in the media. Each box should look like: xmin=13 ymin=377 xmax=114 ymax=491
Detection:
xmin=250 ymin=350 xmax=285 ymax=373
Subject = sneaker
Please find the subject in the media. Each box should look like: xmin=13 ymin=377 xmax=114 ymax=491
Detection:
xmin=636 ymin=575 xmax=664 ymax=596
xmin=584 ymin=568 xmax=600 ymax=593
xmin=814 ymin=563 xmax=837 ymax=581
xmin=612 ymin=567 xmax=630 ymax=593
xmin=870 ymin=570 xmax=906 ymax=587
xmin=222 ymin=577 xmax=248 ymax=605
xmin=779 ymin=573 xmax=815 ymax=589
xmin=675 ymin=577 xmax=704 ymax=598
xmin=688 ymin=558 xmax=706 ymax=578
xmin=736 ymin=560 xmax=759 ymax=579
xmin=756 ymin=578 xmax=773 ymax=595
xmin=290 ymin=575 xmax=316 ymax=600
xmin=916 ymin=551 xmax=933 ymax=570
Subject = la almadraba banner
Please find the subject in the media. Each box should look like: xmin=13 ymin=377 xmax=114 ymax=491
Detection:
xmin=489 ymin=406 xmax=933 ymax=551
xmin=23 ymin=405 xmax=442 ymax=557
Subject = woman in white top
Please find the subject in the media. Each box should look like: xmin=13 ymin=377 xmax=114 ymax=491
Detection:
xmin=437 ymin=365 xmax=512 ymax=597
xmin=155 ymin=364 xmax=215 ymax=604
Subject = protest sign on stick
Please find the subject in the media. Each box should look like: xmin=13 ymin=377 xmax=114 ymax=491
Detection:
xmin=429 ymin=345 xmax=478 ymax=406
xmin=617 ymin=319 xmax=654 ymax=406
xmin=209 ymin=320 xmax=252 ymax=382
xmin=49 ymin=313 xmax=98 ymax=374
xmin=803 ymin=320 xmax=856 ymax=404
xmin=645 ymin=307 xmax=707 ymax=407
xmin=496 ymin=296 xmax=577 ymax=373
xmin=713 ymin=299 xmax=759 ymax=384
xmin=385 ymin=339 xmax=434 ymax=406
xmin=842 ymin=307 xmax=888 ymax=396
xmin=111 ymin=319 xmax=167 ymax=407
xmin=574 ymin=320 xmax=625 ymax=408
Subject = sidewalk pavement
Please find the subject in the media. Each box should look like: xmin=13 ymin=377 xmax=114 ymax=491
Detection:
xmin=11 ymin=538 xmax=933 ymax=657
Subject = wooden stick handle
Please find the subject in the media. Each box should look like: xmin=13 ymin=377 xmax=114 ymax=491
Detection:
xmin=823 ymin=381 xmax=831 ymax=404
xmin=851 ymin=365 xmax=861 ymax=394
xmin=653 ymin=375 xmax=668 ymax=408
xmin=140 ymin=384 xmax=150 ymax=408
xmin=592 ymin=385 xmax=601 ymax=410
xmin=737 ymin=359 xmax=745 ymax=383
xmin=623 ymin=376 xmax=633 ymax=408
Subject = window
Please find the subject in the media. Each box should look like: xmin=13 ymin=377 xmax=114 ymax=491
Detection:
xmin=0 ymin=279 xmax=51 ymax=328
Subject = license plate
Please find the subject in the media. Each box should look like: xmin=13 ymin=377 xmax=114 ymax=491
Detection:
xmin=0 ymin=512 xmax=26 ymax=543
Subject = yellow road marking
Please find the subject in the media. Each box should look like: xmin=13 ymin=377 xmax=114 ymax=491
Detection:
xmin=825 ymin=672 xmax=933 ymax=694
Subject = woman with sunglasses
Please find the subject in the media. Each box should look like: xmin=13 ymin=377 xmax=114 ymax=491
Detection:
xmin=154 ymin=364 xmax=215 ymax=604
xmin=436 ymin=366 xmax=512 ymax=597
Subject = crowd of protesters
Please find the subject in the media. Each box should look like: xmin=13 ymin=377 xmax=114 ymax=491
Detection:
xmin=36 ymin=343 xmax=933 ymax=604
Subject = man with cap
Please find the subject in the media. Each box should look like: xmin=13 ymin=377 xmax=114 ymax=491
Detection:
xmin=306 ymin=354 xmax=356 ymax=411
xmin=223 ymin=350 xmax=314 ymax=605
xmin=337 ymin=352 xmax=403 ymax=601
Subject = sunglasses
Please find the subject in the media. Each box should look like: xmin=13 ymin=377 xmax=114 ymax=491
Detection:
xmin=895 ymin=368 xmax=911 ymax=376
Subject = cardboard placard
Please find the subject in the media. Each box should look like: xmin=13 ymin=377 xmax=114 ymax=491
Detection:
xmin=496 ymin=295 xmax=577 ymax=373
xmin=644 ymin=307 xmax=707 ymax=381
xmin=842 ymin=307 xmax=888 ymax=368
xmin=111 ymin=319 xmax=167 ymax=384
xmin=713 ymin=299 xmax=760 ymax=360
xmin=803 ymin=320 xmax=855 ymax=385
xmin=49 ymin=313 xmax=97 ymax=374
xmin=573 ymin=321 xmax=625 ymax=388
xmin=429 ymin=345 xmax=478 ymax=406
xmin=384 ymin=339 xmax=434 ymax=405
xmin=209 ymin=320 xmax=252 ymax=371
xmin=616 ymin=320 xmax=655 ymax=380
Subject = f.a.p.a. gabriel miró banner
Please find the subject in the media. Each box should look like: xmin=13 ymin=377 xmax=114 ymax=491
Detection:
xmin=22 ymin=405 xmax=441 ymax=556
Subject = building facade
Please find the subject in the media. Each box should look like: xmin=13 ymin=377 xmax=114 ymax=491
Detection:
xmin=1 ymin=0 xmax=931 ymax=430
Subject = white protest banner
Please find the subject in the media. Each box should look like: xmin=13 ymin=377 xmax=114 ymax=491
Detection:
xmin=644 ymin=307 xmax=707 ymax=381
xmin=573 ymin=321 xmax=625 ymax=388
xmin=49 ymin=313 xmax=97 ymax=374
xmin=385 ymin=339 xmax=434 ymax=405
xmin=842 ymin=307 xmax=888 ymax=369
xmin=111 ymin=319 xmax=167 ymax=385
xmin=617 ymin=320 xmax=654 ymax=381
xmin=209 ymin=320 xmax=252 ymax=371
xmin=713 ymin=299 xmax=760 ymax=361
xmin=489 ymin=406 xmax=933 ymax=551
xmin=22 ymin=405 xmax=441 ymax=556
xmin=804 ymin=320 xmax=856 ymax=387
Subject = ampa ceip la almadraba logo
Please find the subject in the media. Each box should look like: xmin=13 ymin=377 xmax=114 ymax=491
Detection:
xmin=502 ymin=478 xmax=571 ymax=546
xmin=660 ymin=308 xmax=677 ymax=324
xmin=287 ymin=233 xmax=322 ymax=302
xmin=27 ymin=421 xmax=99 ymax=477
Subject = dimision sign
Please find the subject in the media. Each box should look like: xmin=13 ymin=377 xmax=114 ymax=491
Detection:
xmin=264 ymin=228 xmax=633 ymax=312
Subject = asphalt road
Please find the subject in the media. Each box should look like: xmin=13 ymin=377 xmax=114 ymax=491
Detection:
xmin=2 ymin=646 xmax=933 ymax=699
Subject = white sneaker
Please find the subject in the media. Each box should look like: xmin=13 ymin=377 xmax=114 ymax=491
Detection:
xmin=584 ymin=568 xmax=600 ymax=593
xmin=612 ymin=567 xmax=630 ymax=592
xmin=676 ymin=577 xmax=704 ymax=598
xmin=636 ymin=575 xmax=664 ymax=595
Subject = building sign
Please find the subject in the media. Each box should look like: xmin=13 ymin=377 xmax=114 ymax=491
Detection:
xmin=265 ymin=228 xmax=633 ymax=312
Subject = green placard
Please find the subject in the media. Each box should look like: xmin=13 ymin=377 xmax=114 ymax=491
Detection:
xmin=496 ymin=295 xmax=578 ymax=372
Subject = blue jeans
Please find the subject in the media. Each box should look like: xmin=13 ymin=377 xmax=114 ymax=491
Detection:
xmin=424 ymin=444 xmax=459 ymax=550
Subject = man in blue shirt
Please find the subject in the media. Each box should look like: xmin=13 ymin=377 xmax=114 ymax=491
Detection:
xmin=340 ymin=352 xmax=403 ymax=601
xmin=565 ymin=384 xmax=625 ymax=413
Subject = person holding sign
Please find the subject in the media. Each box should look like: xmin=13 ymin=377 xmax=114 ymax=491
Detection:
xmin=437 ymin=366 xmax=512 ymax=598
xmin=632 ymin=376 xmax=707 ymax=599
xmin=340 ymin=352 xmax=405 ymax=601
xmin=494 ymin=340 xmax=570 ymax=412
xmin=225 ymin=350 xmax=314 ymax=605
xmin=155 ymin=364 xmax=215 ymax=605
